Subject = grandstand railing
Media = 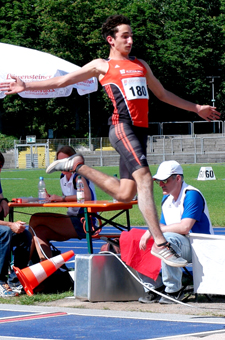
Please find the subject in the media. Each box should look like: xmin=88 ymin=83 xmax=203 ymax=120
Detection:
xmin=10 ymin=120 xmax=225 ymax=169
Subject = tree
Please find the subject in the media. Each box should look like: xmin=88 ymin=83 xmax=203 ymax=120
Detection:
xmin=123 ymin=0 xmax=225 ymax=122
xmin=0 ymin=0 xmax=224 ymax=138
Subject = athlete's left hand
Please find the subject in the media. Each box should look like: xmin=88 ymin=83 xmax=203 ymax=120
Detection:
xmin=197 ymin=105 xmax=221 ymax=121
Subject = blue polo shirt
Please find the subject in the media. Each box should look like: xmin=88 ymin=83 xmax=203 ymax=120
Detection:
xmin=160 ymin=182 xmax=213 ymax=235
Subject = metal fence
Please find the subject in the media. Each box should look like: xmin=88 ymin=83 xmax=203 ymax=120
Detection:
xmin=6 ymin=120 xmax=225 ymax=169
xmin=149 ymin=120 xmax=224 ymax=136
xmin=9 ymin=134 xmax=225 ymax=169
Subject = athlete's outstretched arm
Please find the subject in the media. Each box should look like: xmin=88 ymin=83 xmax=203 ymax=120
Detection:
xmin=0 ymin=59 xmax=108 ymax=95
xmin=140 ymin=59 xmax=221 ymax=122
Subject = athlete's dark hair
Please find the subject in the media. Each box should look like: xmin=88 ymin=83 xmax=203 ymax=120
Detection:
xmin=56 ymin=145 xmax=76 ymax=159
xmin=101 ymin=15 xmax=131 ymax=41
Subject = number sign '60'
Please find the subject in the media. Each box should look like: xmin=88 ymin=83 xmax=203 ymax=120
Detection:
xmin=197 ymin=167 xmax=216 ymax=181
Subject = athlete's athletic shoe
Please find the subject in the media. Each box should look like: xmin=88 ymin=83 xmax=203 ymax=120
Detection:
xmin=46 ymin=154 xmax=84 ymax=174
xmin=151 ymin=242 xmax=188 ymax=267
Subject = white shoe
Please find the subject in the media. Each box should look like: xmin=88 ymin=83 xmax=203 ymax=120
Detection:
xmin=0 ymin=282 xmax=18 ymax=297
xmin=46 ymin=154 xmax=84 ymax=174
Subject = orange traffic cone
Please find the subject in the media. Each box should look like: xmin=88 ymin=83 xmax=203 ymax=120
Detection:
xmin=13 ymin=250 xmax=75 ymax=296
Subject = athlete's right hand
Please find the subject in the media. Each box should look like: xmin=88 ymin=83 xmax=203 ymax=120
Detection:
xmin=0 ymin=75 xmax=26 ymax=95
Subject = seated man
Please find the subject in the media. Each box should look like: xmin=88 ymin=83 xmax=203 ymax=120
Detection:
xmin=0 ymin=152 xmax=32 ymax=297
xmin=139 ymin=160 xmax=213 ymax=304
xmin=29 ymin=146 xmax=96 ymax=261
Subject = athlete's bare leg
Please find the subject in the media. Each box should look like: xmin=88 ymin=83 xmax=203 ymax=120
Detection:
xmin=46 ymin=157 xmax=188 ymax=267
xmin=77 ymin=164 xmax=166 ymax=244
xmin=77 ymin=165 xmax=137 ymax=202
xmin=48 ymin=161 xmax=166 ymax=243
xmin=46 ymin=154 xmax=136 ymax=201
xmin=131 ymin=166 xmax=166 ymax=244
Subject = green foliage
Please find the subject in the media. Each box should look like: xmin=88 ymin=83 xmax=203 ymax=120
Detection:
xmin=123 ymin=0 xmax=224 ymax=121
xmin=0 ymin=0 xmax=225 ymax=138
xmin=0 ymin=133 xmax=15 ymax=152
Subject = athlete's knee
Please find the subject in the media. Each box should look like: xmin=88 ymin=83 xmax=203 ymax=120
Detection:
xmin=115 ymin=179 xmax=137 ymax=202
xmin=116 ymin=192 xmax=135 ymax=202
xmin=116 ymin=188 xmax=137 ymax=202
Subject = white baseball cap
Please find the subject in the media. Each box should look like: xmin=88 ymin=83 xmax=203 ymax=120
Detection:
xmin=153 ymin=161 xmax=183 ymax=181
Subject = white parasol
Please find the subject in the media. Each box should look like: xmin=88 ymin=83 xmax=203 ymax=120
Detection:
xmin=0 ymin=42 xmax=98 ymax=99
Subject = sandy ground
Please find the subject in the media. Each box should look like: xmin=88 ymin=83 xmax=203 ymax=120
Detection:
xmin=42 ymin=293 xmax=225 ymax=317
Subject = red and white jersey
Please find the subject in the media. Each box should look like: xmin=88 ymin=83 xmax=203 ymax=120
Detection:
xmin=100 ymin=58 xmax=149 ymax=128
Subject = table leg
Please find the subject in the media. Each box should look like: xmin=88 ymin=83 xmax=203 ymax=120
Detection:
xmin=126 ymin=209 xmax=131 ymax=231
xmin=90 ymin=210 xmax=131 ymax=231
xmin=9 ymin=207 xmax=14 ymax=222
xmin=8 ymin=207 xmax=14 ymax=265
xmin=84 ymin=208 xmax=93 ymax=254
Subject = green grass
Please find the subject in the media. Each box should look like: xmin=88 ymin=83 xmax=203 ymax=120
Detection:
xmin=0 ymin=290 xmax=73 ymax=305
xmin=1 ymin=163 xmax=225 ymax=227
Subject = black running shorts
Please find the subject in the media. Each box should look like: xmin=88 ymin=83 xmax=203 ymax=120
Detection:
xmin=109 ymin=123 xmax=148 ymax=180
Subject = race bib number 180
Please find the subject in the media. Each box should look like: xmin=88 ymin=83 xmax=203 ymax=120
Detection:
xmin=122 ymin=77 xmax=149 ymax=100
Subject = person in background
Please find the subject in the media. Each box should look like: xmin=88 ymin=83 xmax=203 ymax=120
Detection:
xmin=29 ymin=145 xmax=96 ymax=261
xmin=138 ymin=160 xmax=213 ymax=304
xmin=0 ymin=15 xmax=220 ymax=268
xmin=0 ymin=152 xmax=32 ymax=297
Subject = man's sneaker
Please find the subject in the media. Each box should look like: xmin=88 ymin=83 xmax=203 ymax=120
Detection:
xmin=151 ymin=242 xmax=188 ymax=267
xmin=46 ymin=154 xmax=84 ymax=174
xmin=8 ymin=283 xmax=25 ymax=295
xmin=8 ymin=270 xmax=24 ymax=294
xmin=0 ymin=282 xmax=18 ymax=297
xmin=138 ymin=292 xmax=159 ymax=303
xmin=159 ymin=288 xmax=185 ymax=304
xmin=138 ymin=285 xmax=165 ymax=304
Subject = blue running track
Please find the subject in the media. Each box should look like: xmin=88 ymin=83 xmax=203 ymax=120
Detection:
xmin=0 ymin=306 xmax=225 ymax=340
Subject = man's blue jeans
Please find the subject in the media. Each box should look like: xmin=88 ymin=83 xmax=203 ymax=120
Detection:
xmin=0 ymin=225 xmax=31 ymax=282
xmin=162 ymin=232 xmax=192 ymax=293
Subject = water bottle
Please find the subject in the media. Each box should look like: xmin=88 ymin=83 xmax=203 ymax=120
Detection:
xmin=77 ymin=176 xmax=85 ymax=203
xmin=38 ymin=176 xmax=46 ymax=203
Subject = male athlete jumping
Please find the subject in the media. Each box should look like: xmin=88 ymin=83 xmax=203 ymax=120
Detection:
xmin=0 ymin=15 xmax=220 ymax=267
